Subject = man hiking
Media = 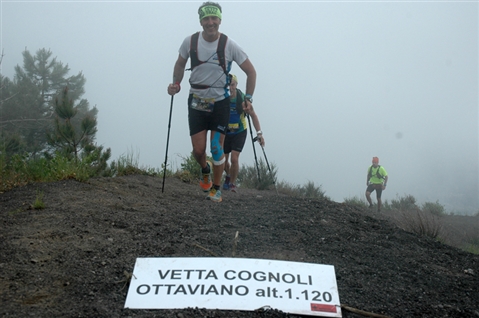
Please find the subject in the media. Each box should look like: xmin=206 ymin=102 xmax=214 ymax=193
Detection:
xmin=167 ymin=2 xmax=257 ymax=202
xmin=223 ymin=74 xmax=264 ymax=193
xmin=366 ymin=156 xmax=389 ymax=212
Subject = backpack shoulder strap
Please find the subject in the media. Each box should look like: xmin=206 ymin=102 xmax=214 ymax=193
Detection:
xmin=376 ymin=165 xmax=383 ymax=178
xmin=188 ymin=32 xmax=201 ymax=71
xmin=217 ymin=33 xmax=228 ymax=74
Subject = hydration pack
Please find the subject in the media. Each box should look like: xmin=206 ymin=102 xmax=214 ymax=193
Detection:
xmin=188 ymin=32 xmax=229 ymax=89
xmin=368 ymin=165 xmax=384 ymax=180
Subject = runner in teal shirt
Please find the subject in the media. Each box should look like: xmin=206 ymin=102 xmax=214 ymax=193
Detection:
xmin=223 ymin=74 xmax=264 ymax=192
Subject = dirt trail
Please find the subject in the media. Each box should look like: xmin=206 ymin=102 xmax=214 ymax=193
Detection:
xmin=1 ymin=175 xmax=478 ymax=317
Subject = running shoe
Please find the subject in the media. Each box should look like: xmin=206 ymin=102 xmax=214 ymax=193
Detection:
xmin=230 ymin=184 xmax=238 ymax=193
xmin=199 ymin=161 xmax=213 ymax=192
xmin=207 ymin=187 xmax=222 ymax=202
xmin=223 ymin=176 xmax=231 ymax=190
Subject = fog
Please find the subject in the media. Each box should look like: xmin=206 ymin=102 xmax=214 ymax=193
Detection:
xmin=1 ymin=1 xmax=478 ymax=214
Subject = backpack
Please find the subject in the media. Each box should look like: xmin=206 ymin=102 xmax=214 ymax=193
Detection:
xmin=368 ymin=165 xmax=384 ymax=180
xmin=188 ymin=32 xmax=229 ymax=89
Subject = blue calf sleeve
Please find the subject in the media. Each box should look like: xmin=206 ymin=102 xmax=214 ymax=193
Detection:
xmin=211 ymin=132 xmax=225 ymax=165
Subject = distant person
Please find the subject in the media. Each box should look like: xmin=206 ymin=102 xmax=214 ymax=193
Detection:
xmin=223 ymin=74 xmax=264 ymax=193
xmin=167 ymin=1 xmax=257 ymax=202
xmin=366 ymin=157 xmax=388 ymax=212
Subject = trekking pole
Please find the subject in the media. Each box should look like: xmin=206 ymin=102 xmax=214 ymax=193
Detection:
xmin=246 ymin=114 xmax=261 ymax=183
xmin=253 ymin=135 xmax=278 ymax=195
xmin=162 ymin=95 xmax=174 ymax=193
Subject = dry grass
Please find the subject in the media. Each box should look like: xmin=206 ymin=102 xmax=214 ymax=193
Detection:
xmin=383 ymin=208 xmax=479 ymax=254
xmin=391 ymin=208 xmax=444 ymax=239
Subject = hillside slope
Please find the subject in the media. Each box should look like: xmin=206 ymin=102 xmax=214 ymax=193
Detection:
xmin=1 ymin=175 xmax=478 ymax=317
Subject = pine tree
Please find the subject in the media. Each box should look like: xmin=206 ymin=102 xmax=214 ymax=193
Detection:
xmin=46 ymin=86 xmax=111 ymax=176
xmin=47 ymin=86 xmax=97 ymax=160
xmin=1 ymin=48 xmax=87 ymax=155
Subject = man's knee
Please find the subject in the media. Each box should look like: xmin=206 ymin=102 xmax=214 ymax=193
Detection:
xmin=192 ymin=147 xmax=204 ymax=160
xmin=191 ymin=139 xmax=206 ymax=156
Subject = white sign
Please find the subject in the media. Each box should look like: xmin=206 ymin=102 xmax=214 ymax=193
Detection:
xmin=125 ymin=257 xmax=342 ymax=317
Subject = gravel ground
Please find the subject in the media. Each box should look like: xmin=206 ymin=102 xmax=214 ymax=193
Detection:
xmin=1 ymin=175 xmax=478 ymax=317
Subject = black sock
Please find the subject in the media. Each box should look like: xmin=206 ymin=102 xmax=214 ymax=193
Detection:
xmin=201 ymin=164 xmax=210 ymax=174
xmin=213 ymin=184 xmax=220 ymax=190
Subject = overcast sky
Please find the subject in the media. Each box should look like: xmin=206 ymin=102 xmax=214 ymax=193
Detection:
xmin=1 ymin=1 xmax=478 ymax=214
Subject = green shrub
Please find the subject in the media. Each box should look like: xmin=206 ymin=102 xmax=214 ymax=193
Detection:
xmin=112 ymin=150 xmax=159 ymax=177
xmin=462 ymin=243 xmax=479 ymax=255
xmin=298 ymin=181 xmax=329 ymax=199
xmin=1 ymin=152 xmax=90 ymax=191
xmin=393 ymin=208 xmax=444 ymax=239
xmin=48 ymin=154 xmax=92 ymax=181
xmin=275 ymin=180 xmax=301 ymax=196
xmin=390 ymin=194 xmax=418 ymax=211
xmin=461 ymin=232 xmax=479 ymax=255
xmin=422 ymin=201 xmax=446 ymax=216
xmin=344 ymin=196 xmax=369 ymax=209
xmin=113 ymin=151 xmax=141 ymax=176
xmin=275 ymin=180 xmax=329 ymax=200
xmin=179 ymin=153 xmax=201 ymax=177
xmin=175 ymin=152 xmax=213 ymax=184
xmin=238 ymin=158 xmax=277 ymax=190
xmin=1 ymin=148 xmax=127 ymax=192
xmin=33 ymin=191 xmax=45 ymax=209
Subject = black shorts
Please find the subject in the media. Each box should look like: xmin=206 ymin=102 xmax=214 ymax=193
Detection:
xmin=367 ymin=184 xmax=383 ymax=197
xmin=224 ymin=130 xmax=248 ymax=154
xmin=188 ymin=95 xmax=230 ymax=136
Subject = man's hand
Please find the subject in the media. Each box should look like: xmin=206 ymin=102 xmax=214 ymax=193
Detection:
xmin=242 ymin=98 xmax=253 ymax=113
xmin=167 ymin=82 xmax=181 ymax=96
xmin=257 ymin=133 xmax=265 ymax=147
